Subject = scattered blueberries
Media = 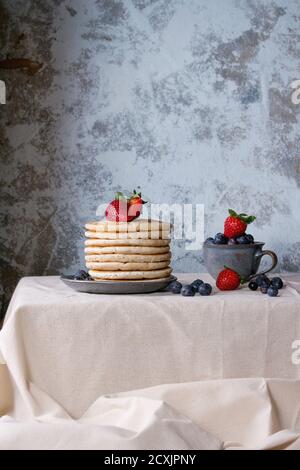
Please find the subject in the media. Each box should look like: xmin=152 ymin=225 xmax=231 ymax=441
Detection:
xmin=167 ymin=271 xmax=283 ymax=299
xmin=167 ymin=279 xmax=212 ymax=297
xmin=74 ymin=270 xmax=90 ymax=280
xmin=168 ymin=280 xmax=183 ymax=294
xmin=205 ymin=237 xmax=215 ymax=244
xmin=255 ymin=274 xmax=268 ymax=287
xmin=248 ymin=275 xmax=283 ymax=298
xmin=260 ymin=286 xmax=268 ymax=294
xmin=246 ymin=234 xmax=254 ymax=243
xmin=260 ymin=278 xmax=271 ymax=289
xmin=228 ymin=238 xmax=238 ymax=245
xmin=191 ymin=279 xmax=204 ymax=290
xmin=271 ymin=277 xmax=283 ymax=290
xmin=199 ymin=283 xmax=212 ymax=296
xmin=267 ymin=286 xmax=279 ymax=297
xmin=181 ymin=285 xmax=196 ymax=297
xmin=248 ymin=280 xmax=258 ymax=291
xmin=214 ymin=233 xmax=228 ymax=245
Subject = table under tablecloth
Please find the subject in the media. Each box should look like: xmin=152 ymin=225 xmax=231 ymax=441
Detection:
xmin=0 ymin=273 xmax=300 ymax=450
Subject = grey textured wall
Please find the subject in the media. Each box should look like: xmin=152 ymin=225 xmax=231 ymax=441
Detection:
xmin=0 ymin=0 xmax=300 ymax=316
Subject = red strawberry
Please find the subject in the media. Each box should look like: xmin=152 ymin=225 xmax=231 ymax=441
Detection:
xmin=127 ymin=189 xmax=146 ymax=222
xmin=105 ymin=190 xmax=146 ymax=222
xmin=105 ymin=192 xmax=129 ymax=222
xmin=224 ymin=209 xmax=256 ymax=238
xmin=216 ymin=267 xmax=241 ymax=291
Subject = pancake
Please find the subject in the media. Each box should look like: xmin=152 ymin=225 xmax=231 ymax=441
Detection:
xmin=85 ymin=219 xmax=171 ymax=233
xmin=85 ymin=261 xmax=170 ymax=271
xmin=85 ymin=230 xmax=170 ymax=240
xmin=84 ymin=245 xmax=170 ymax=255
xmin=85 ymin=253 xmax=171 ymax=263
xmin=84 ymin=218 xmax=172 ymax=282
xmin=89 ymin=267 xmax=172 ymax=280
xmin=85 ymin=238 xmax=170 ymax=247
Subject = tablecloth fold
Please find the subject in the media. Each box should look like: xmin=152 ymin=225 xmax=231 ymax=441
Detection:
xmin=1 ymin=366 xmax=300 ymax=449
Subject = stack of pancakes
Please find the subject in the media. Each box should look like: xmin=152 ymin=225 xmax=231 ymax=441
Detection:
xmin=84 ymin=219 xmax=172 ymax=280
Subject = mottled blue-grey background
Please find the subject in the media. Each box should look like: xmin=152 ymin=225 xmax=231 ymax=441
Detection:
xmin=0 ymin=0 xmax=300 ymax=316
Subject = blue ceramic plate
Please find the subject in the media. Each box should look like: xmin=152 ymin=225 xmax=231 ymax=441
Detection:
xmin=60 ymin=275 xmax=176 ymax=295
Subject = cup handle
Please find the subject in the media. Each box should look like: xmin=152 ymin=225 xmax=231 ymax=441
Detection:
xmin=250 ymin=250 xmax=278 ymax=279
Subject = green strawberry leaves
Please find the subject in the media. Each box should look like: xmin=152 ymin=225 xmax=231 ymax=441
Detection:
xmin=244 ymin=215 xmax=256 ymax=224
xmin=133 ymin=188 xmax=142 ymax=197
xmin=228 ymin=209 xmax=238 ymax=217
xmin=115 ymin=191 xmax=128 ymax=201
xmin=115 ymin=188 xmax=147 ymax=206
xmin=228 ymin=209 xmax=256 ymax=225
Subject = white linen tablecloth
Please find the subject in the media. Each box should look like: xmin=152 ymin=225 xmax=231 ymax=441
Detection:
xmin=0 ymin=274 xmax=300 ymax=418
xmin=0 ymin=274 xmax=300 ymax=450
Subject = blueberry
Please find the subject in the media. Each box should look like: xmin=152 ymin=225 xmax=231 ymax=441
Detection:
xmin=248 ymin=281 xmax=258 ymax=291
xmin=236 ymin=235 xmax=250 ymax=244
xmin=260 ymin=286 xmax=268 ymax=294
xmin=271 ymin=277 xmax=283 ymax=290
xmin=198 ymin=283 xmax=212 ymax=296
xmin=246 ymin=234 xmax=254 ymax=243
xmin=267 ymin=286 xmax=279 ymax=297
xmin=214 ymin=233 xmax=228 ymax=245
xmin=228 ymin=238 xmax=238 ymax=245
xmin=74 ymin=269 xmax=89 ymax=280
xmin=181 ymin=285 xmax=196 ymax=297
xmin=260 ymin=278 xmax=271 ymax=289
xmin=191 ymin=279 xmax=203 ymax=289
xmin=260 ymin=278 xmax=271 ymax=292
xmin=255 ymin=274 xmax=269 ymax=287
xmin=205 ymin=237 xmax=215 ymax=244
xmin=168 ymin=280 xmax=182 ymax=294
